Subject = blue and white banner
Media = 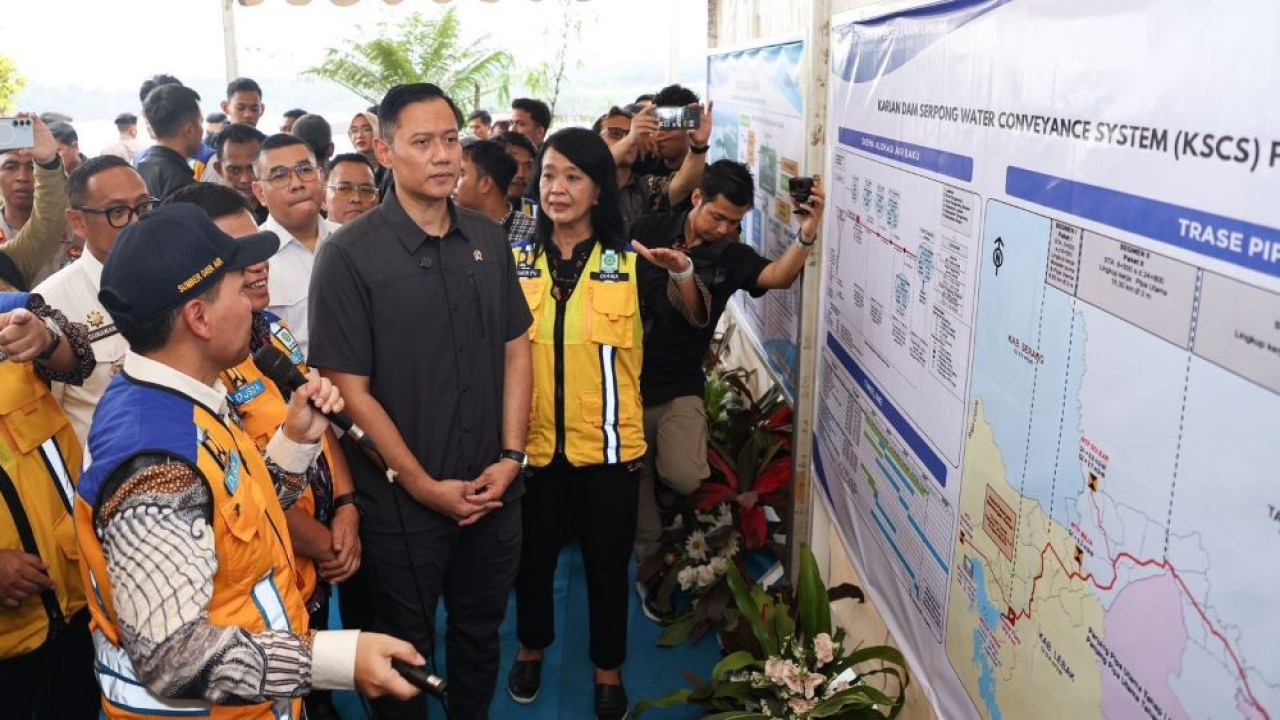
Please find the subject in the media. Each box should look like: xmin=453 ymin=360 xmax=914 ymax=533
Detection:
xmin=814 ymin=2 xmax=1280 ymax=718
xmin=707 ymin=39 xmax=806 ymax=398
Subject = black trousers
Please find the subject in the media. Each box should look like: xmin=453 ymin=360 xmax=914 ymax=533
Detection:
xmin=515 ymin=461 xmax=640 ymax=670
xmin=0 ymin=608 xmax=99 ymax=719
xmin=362 ymin=500 xmax=521 ymax=720
xmin=338 ymin=563 xmax=375 ymax=631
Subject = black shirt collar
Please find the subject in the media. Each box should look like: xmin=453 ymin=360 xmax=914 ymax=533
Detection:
xmin=380 ymin=191 xmax=466 ymax=255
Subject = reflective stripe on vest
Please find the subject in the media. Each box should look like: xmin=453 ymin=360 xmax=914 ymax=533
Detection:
xmin=38 ymin=436 xmax=74 ymax=510
xmin=515 ymin=241 xmax=646 ymax=467
xmin=93 ymin=629 xmax=209 ymax=717
xmin=250 ymin=572 xmax=292 ymax=633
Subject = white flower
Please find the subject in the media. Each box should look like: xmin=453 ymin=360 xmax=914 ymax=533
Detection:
xmin=709 ymin=555 xmax=728 ymax=577
xmin=677 ymin=566 xmax=695 ymax=591
xmin=685 ymin=529 xmax=709 ymax=561
xmin=695 ymin=563 xmax=717 ymax=588
xmin=724 ymin=532 xmax=742 ymax=558
xmin=716 ymin=503 xmax=734 ymax=529
xmin=813 ymin=632 xmax=836 ymax=666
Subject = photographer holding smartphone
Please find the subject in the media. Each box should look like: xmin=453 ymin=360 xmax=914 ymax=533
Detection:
xmin=0 ymin=113 xmax=69 ymax=291
xmin=630 ymin=161 xmax=826 ymax=599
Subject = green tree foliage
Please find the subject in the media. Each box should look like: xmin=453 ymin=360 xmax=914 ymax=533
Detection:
xmin=0 ymin=55 xmax=26 ymax=115
xmin=306 ymin=9 xmax=512 ymax=111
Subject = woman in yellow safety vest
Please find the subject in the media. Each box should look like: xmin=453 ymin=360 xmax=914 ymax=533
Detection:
xmin=505 ymin=127 xmax=698 ymax=719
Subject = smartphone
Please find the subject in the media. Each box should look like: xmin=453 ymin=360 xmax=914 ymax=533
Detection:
xmin=0 ymin=117 xmax=34 ymax=151
xmin=789 ymin=176 xmax=815 ymax=214
xmin=654 ymin=106 xmax=700 ymax=131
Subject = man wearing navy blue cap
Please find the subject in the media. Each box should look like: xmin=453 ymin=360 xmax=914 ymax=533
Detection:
xmin=73 ymin=204 xmax=425 ymax=717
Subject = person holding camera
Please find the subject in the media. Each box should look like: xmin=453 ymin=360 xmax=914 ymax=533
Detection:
xmin=0 ymin=113 xmax=70 ymax=292
xmin=629 ymin=160 xmax=825 ymax=582
xmin=597 ymin=100 xmax=712 ymax=232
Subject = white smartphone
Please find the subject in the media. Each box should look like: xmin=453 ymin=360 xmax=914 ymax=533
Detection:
xmin=0 ymin=117 xmax=35 ymax=151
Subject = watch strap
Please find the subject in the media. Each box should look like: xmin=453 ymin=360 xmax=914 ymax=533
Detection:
xmin=332 ymin=492 xmax=362 ymax=514
xmin=499 ymin=449 xmax=528 ymax=468
xmin=35 ymin=317 xmax=63 ymax=361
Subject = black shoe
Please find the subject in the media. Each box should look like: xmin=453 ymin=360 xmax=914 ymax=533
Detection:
xmin=595 ymin=681 xmax=629 ymax=720
xmin=636 ymin=580 xmax=673 ymax=624
xmin=508 ymin=658 xmax=542 ymax=704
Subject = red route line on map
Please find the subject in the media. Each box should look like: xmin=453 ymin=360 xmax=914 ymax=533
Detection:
xmin=959 ymin=490 xmax=1269 ymax=719
xmin=851 ymin=215 xmax=918 ymax=259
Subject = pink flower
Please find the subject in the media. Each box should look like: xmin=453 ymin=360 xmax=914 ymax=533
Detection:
xmin=781 ymin=660 xmax=806 ymax=695
xmin=765 ymin=658 xmax=788 ymax=686
xmin=788 ymin=697 xmax=818 ymax=715
xmin=813 ymin=632 xmax=836 ymax=666
xmin=803 ymin=671 xmax=825 ymax=700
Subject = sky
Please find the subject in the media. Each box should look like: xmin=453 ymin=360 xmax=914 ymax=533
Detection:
xmin=2 ymin=0 xmax=708 ymax=154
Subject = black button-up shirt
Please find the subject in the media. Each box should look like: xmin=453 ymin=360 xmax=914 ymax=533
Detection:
xmin=308 ymin=192 xmax=531 ymax=530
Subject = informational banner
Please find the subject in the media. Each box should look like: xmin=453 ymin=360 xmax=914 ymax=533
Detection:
xmin=812 ymin=2 xmax=1280 ymax=719
xmin=707 ymin=40 xmax=806 ymax=398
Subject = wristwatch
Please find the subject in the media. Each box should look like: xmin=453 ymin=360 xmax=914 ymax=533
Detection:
xmin=499 ymin=449 xmax=528 ymax=469
xmin=35 ymin=316 xmax=63 ymax=361
xmin=332 ymin=492 xmax=363 ymax=515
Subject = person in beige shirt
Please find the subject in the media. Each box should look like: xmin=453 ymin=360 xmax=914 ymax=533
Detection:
xmin=0 ymin=113 xmax=69 ymax=292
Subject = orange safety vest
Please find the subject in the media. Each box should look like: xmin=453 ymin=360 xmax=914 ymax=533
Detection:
xmin=76 ymin=372 xmax=307 ymax=719
xmin=221 ymin=315 xmax=339 ymax=604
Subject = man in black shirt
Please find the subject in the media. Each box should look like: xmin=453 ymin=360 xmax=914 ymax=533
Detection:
xmin=308 ymin=83 xmax=532 ymax=720
xmin=631 ymin=160 xmax=825 ymax=564
xmin=137 ymin=84 xmax=203 ymax=199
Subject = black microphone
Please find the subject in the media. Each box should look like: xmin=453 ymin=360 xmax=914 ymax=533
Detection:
xmin=392 ymin=659 xmax=448 ymax=699
xmin=251 ymin=345 xmax=378 ymax=454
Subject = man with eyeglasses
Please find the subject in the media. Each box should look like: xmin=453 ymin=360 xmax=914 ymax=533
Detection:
xmin=324 ymin=154 xmax=378 ymax=225
xmin=211 ymin=123 xmax=269 ymax=224
xmin=253 ymin=134 xmax=335 ymax=357
xmin=35 ymin=155 xmax=155 ymax=442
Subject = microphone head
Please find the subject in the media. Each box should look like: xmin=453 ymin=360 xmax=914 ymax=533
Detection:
xmin=251 ymin=345 xmax=308 ymax=390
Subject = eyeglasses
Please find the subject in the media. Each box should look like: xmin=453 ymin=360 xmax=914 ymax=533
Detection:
xmin=262 ymin=163 xmax=319 ymax=188
xmin=602 ymin=128 xmax=629 ymax=141
xmin=328 ymin=183 xmax=378 ymax=200
xmin=74 ymin=198 xmax=160 ymax=228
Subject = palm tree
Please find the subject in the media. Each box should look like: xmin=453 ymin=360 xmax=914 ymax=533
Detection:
xmin=306 ymin=9 xmax=513 ymax=111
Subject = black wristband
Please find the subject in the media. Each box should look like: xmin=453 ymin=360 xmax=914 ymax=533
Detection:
xmin=35 ymin=154 xmax=61 ymax=171
xmin=333 ymin=492 xmax=363 ymax=515
xmin=689 ymin=144 xmax=709 ymax=155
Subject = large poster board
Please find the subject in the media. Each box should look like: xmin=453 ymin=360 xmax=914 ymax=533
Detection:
xmin=707 ymin=40 xmax=806 ymax=398
xmin=812 ymin=2 xmax=1280 ymax=718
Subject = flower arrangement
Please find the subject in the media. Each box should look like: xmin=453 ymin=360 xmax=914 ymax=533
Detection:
xmin=635 ymin=544 xmax=909 ymax=719
xmin=638 ymin=336 xmax=795 ymax=646
xmin=639 ymin=500 xmax=746 ymax=646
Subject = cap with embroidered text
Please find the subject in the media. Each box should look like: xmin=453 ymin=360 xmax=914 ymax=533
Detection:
xmin=99 ymin=203 xmax=279 ymax=326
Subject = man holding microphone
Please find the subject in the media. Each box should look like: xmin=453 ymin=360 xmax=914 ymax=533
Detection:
xmin=74 ymin=204 xmax=423 ymax=718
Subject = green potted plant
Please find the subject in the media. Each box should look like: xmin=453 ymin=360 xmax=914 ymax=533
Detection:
xmin=635 ymin=544 xmax=909 ymax=719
